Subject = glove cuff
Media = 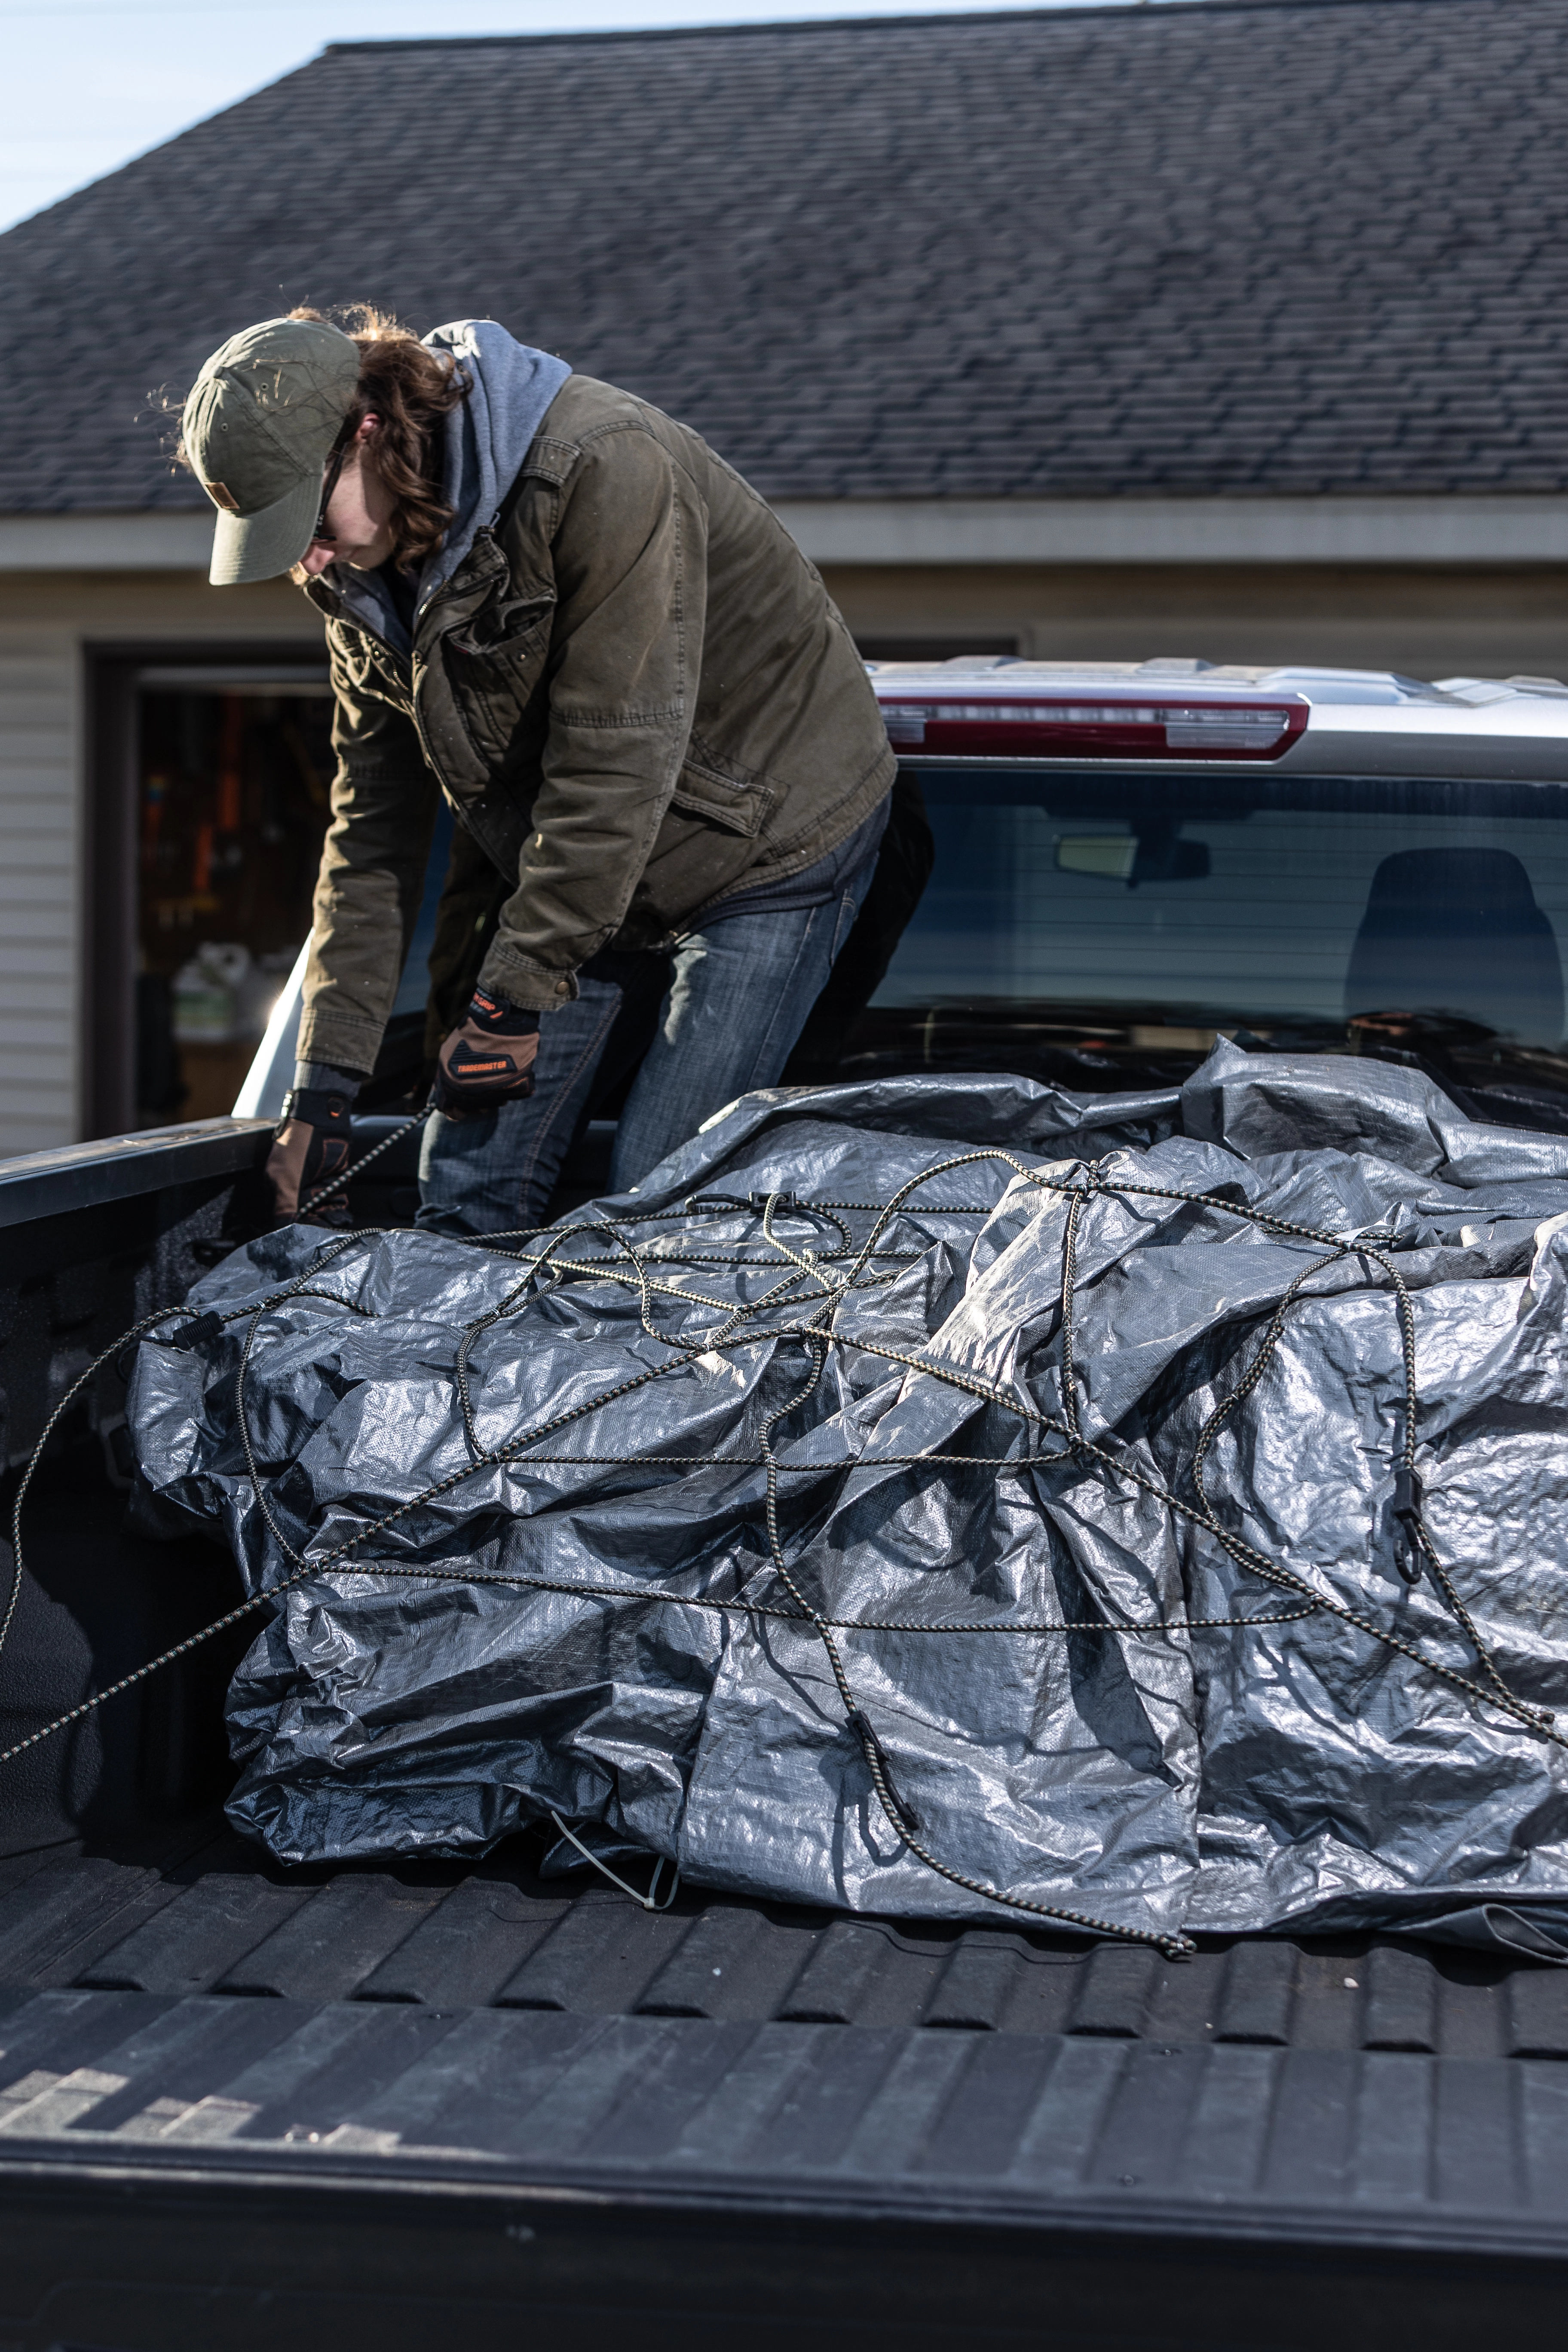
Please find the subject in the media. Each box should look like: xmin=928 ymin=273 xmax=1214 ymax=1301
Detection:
xmin=280 ymin=1086 xmax=355 ymax=1137
xmin=467 ymin=989 xmax=540 ymax=1038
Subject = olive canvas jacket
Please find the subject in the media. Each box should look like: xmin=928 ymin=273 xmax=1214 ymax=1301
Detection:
xmin=295 ymin=374 xmax=895 ymax=1075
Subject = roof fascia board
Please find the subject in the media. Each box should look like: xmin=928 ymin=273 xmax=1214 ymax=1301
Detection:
xmin=0 ymin=514 xmax=215 ymax=571
xmin=772 ymin=497 xmax=1568 ymax=567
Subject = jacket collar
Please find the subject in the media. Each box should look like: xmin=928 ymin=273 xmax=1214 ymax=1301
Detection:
xmin=304 ymin=527 xmax=509 ymax=655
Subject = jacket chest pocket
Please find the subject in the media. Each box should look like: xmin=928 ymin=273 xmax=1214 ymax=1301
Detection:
xmin=440 ymin=594 xmax=555 ymax=769
xmin=670 ymin=756 xmax=776 ymax=838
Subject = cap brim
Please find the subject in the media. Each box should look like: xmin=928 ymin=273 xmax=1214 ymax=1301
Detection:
xmin=208 ymin=473 xmax=322 ymax=586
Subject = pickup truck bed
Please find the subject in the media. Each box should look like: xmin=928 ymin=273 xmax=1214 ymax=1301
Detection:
xmin=0 ymin=1118 xmax=1565 ymax=2350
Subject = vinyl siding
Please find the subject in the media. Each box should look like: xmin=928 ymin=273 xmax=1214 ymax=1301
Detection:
xmin=0 ymin=637 xmax=77 ymax=1155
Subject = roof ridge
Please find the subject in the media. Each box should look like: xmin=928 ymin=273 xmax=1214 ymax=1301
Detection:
xmin=322 ymin=0 xmax=1548 ymax=57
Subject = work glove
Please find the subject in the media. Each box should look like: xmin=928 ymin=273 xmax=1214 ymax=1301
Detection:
xmin=435 ymin=989 xmax=540 ymax=1119
xmin=266 ymin=1086 xmax=354 ymax=1225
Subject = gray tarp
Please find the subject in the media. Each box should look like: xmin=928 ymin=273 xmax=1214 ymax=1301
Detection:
xmin=129 ymin=1045 xmax=1568 ymax=1950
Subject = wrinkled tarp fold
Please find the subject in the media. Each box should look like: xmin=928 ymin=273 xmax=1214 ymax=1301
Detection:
xmin=129 ymin=1046 xmax=1568 ymax=1948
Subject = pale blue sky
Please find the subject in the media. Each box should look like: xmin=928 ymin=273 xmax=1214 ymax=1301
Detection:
xmin=0 ymin=0 xmax=1172 ymax=235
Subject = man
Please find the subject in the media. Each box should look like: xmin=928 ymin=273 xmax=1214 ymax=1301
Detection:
xmin=181 ymin=309 xmax=896 ymax=1230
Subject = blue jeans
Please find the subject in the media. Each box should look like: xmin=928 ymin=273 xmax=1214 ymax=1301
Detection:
xmin=418 ymin=846 xmax=879 ymax=1234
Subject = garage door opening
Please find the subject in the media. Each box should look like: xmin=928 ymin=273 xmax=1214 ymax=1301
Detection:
xmin=88 ymin=649 xmax=332 ymax=1136
xmin=132 ymin=668 xmax=336 ymax=1124
xmin=89 ymin=645 xmax=463 ymax=1139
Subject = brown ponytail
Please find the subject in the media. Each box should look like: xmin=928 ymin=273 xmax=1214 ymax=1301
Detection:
xmin=290 ymin=304 xmax=470 ymax=576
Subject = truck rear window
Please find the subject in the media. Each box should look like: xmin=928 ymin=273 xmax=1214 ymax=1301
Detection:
xmin=857 ymin=768 xmax=1568 ymax=1129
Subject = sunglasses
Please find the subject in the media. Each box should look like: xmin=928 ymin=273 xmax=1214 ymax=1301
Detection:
xmin=312 ymin=431 xmax=353 ymax=545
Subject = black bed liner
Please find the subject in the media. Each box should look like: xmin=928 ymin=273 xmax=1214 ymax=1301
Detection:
xmin=2 ymin=1118 xmax=1568 ymax=2346
xmin=0 ymin=1836 xmax=1567 ymax=2352
xmin=2 ymin=1821 xmax=1568 ymax=2338
xmin=2 ymin=1822 xmax=1565 ymax=2058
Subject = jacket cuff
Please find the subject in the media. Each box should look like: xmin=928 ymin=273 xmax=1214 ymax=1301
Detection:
xmin=297 ymin=1013 xmax=388 ymax=1071
xmin=476 ymin=942 xmax=580 ymax=1013
xmin=294 ymin=1058 xmax=367 ymax=1095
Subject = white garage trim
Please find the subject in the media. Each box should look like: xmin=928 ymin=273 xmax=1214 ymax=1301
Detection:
xmin=0 ymin=514 xmax=215 ymax=570
xmin=771 ymin=497 xmax=1568 ymax=567
xmin=4 ymin=500 xmax=1568 ymax=573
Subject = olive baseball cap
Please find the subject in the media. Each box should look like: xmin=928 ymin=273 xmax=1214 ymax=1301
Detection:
xmin=182 ymin=316 xmax=362 ymax=585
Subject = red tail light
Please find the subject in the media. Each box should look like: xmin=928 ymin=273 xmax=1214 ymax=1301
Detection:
xmin=876 ymin=694 xmax=1308 ymax=762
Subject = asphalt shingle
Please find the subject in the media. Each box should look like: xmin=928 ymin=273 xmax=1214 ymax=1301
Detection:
xmin=1 ymin=0 xmax=1565 ymax=511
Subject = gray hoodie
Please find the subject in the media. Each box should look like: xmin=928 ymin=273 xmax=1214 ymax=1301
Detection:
xmin=329 ymin=318 xmax=571 ymax=655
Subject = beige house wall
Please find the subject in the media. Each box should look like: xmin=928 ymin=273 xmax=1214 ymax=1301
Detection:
xmin=0 ymin=554 xmax=1565 ymax=1157
xmin=819 ymin=564 xmax=1568 ymax=681
xmin=0 ymin=570 xmax=321 ymax=1160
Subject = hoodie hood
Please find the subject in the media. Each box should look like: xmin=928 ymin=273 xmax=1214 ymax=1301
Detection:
xmin=421 ymin=319 xmax=573 ymax=606
xmin=328 ymin=319 xmax=572 ymax=652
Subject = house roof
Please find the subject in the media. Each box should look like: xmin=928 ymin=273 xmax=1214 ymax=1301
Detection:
xmin=2 ymin=0 xmax=1566 ymax=514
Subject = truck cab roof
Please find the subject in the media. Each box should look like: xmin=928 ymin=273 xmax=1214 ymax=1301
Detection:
xmin=869 ymin=655 xmax=1568 ymax=707
xmin=867 ymin=658 xmax=1568 ymax=773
